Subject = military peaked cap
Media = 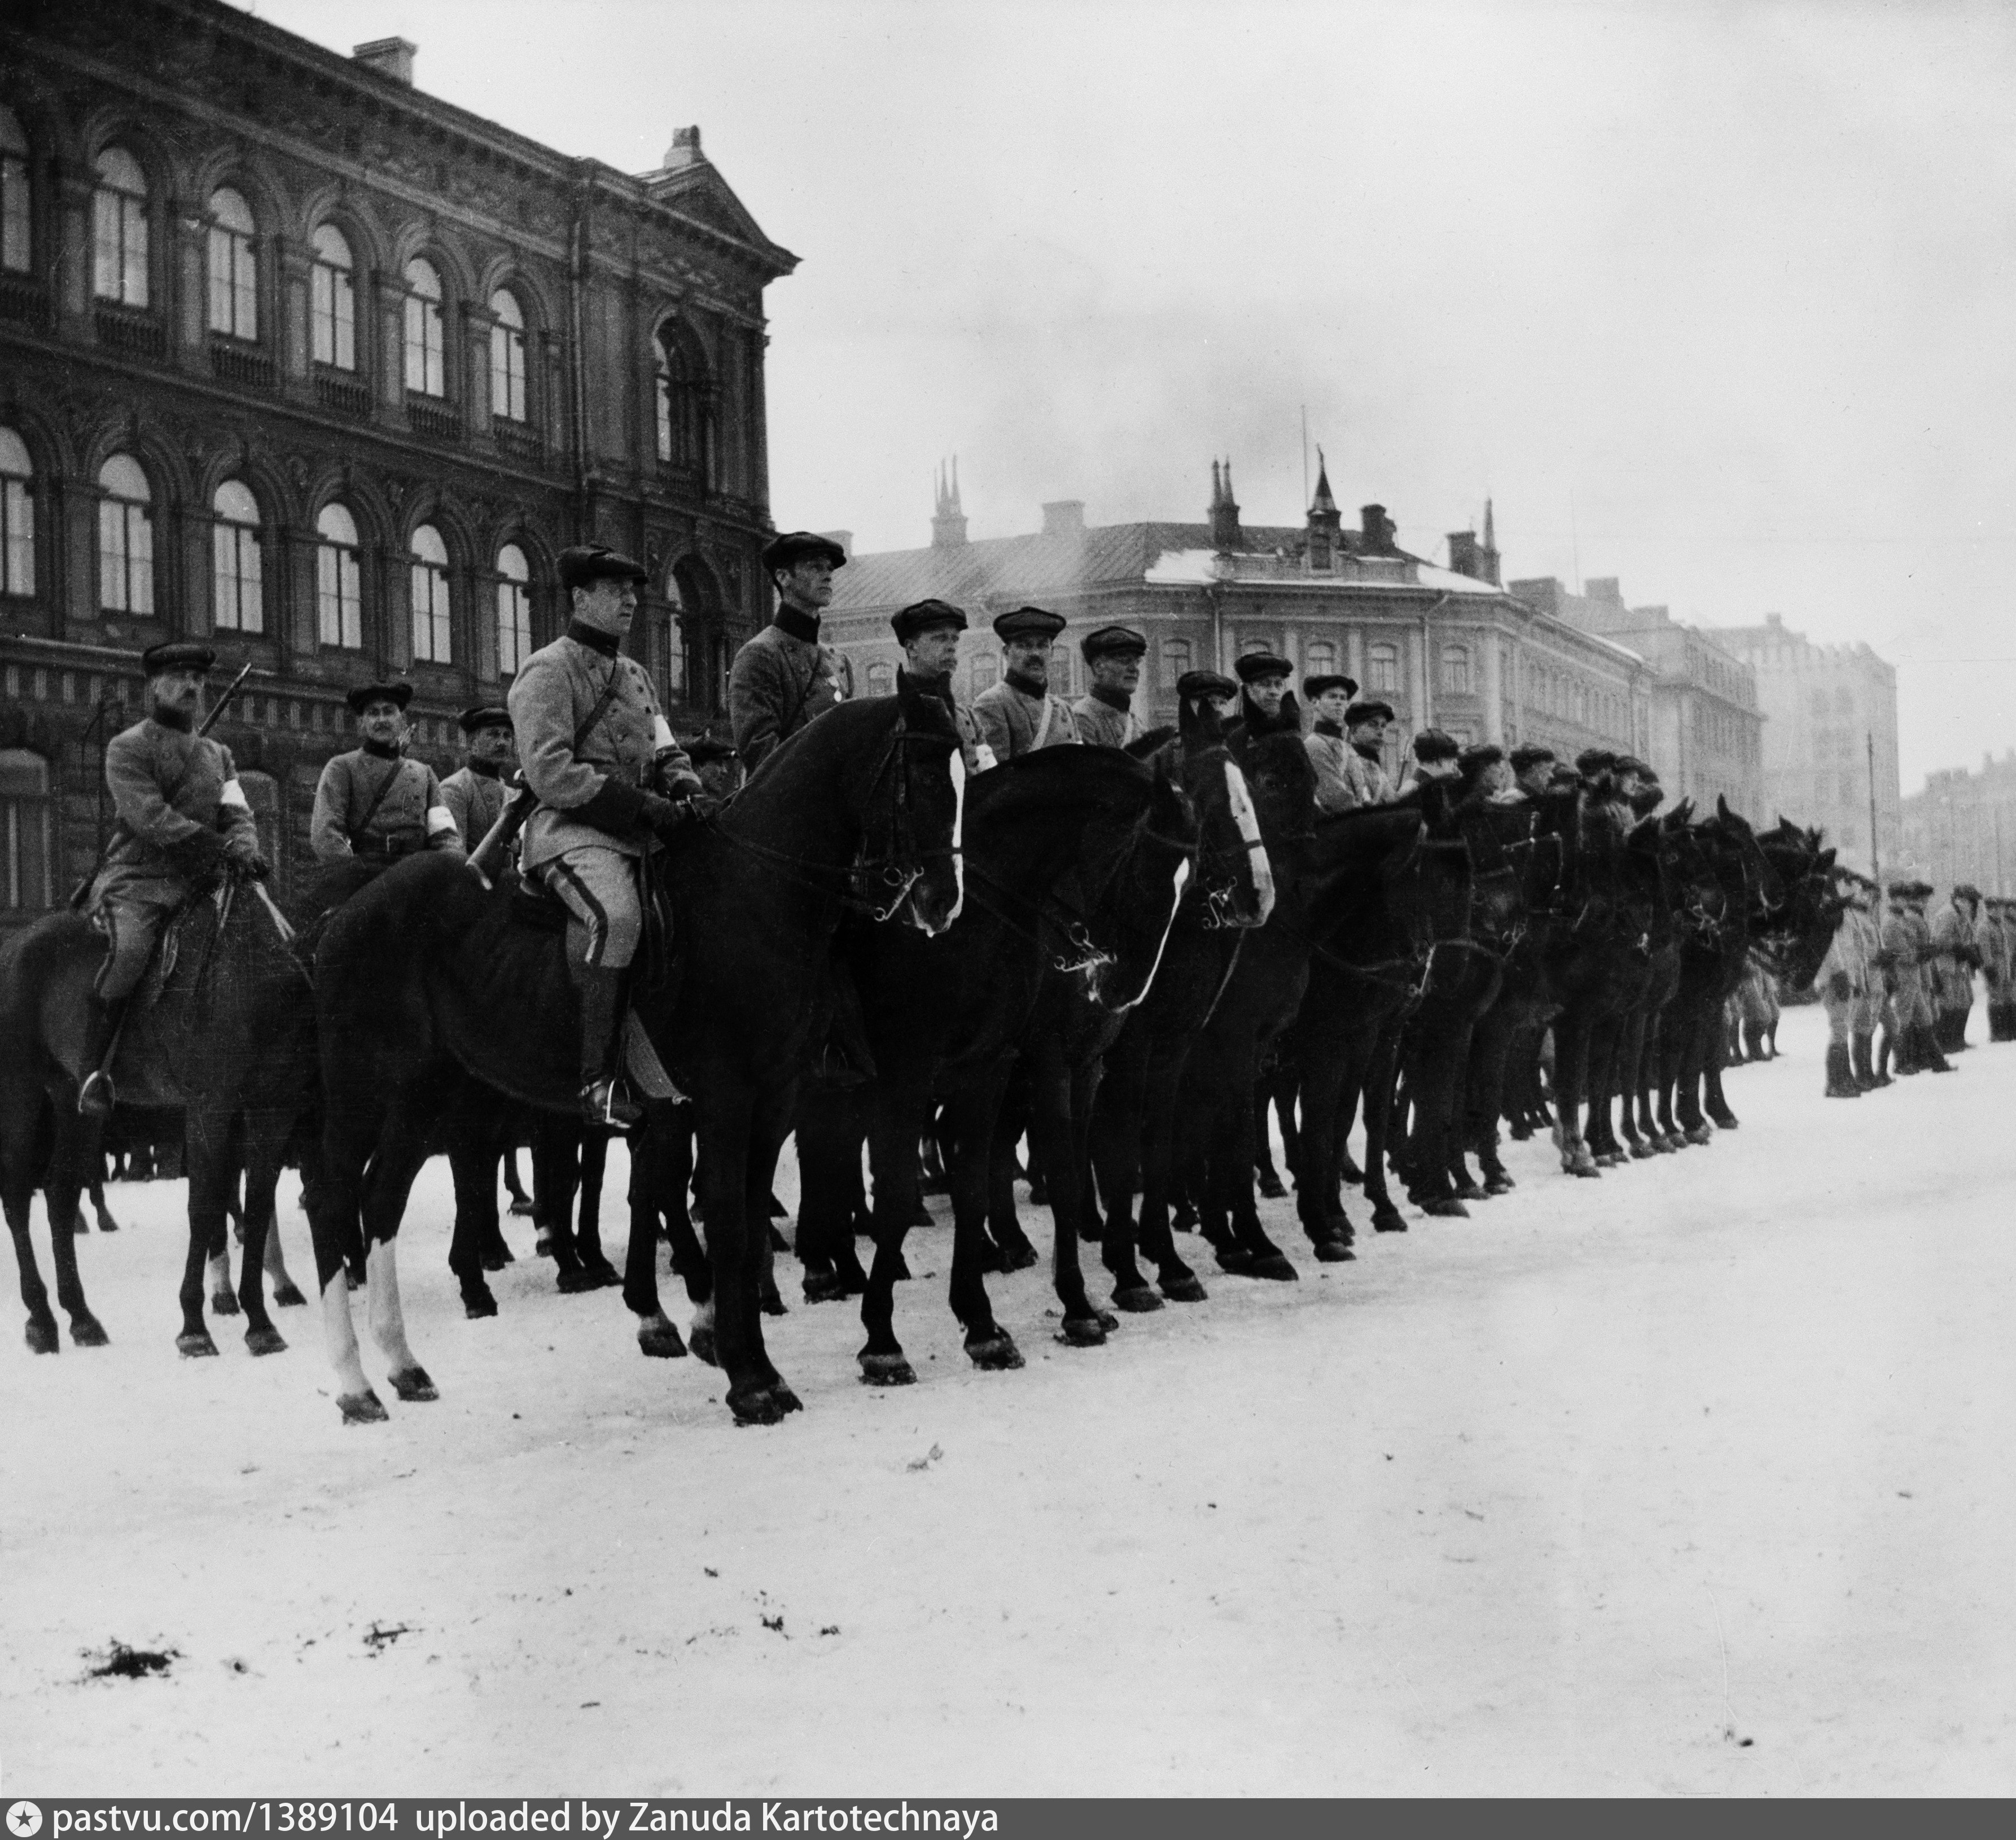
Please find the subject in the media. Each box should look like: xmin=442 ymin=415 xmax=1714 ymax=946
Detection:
xmin=1344 ymin=698 xmax=1396 ymax=726
xmin=1413 ymin=729 xmax=1461 ymax=764
xmin=1302 ymin=673 xmax=1358 ymax=702
xmin=1234 ymin=650 xmax=1292 ymax=685
xmin=1176 ymin=669 xmax=1237 ymax=702
xmin=140 ymin=641 xmax=217 ymax=676
xmin=1080 ymin=624 xmax=1148 ymax=661
xmin=1509 ymin=743 xmax=1556 ymax=770
xmin=992 ymin=604 xmax=1067 ymax=642
xmin=1458 ymin=743 xmax=1505 ymax=773
xmin=558 ymin=545 xmax=649 ymax=593
xmin=761 ymin=531 xmax=848 ymax=575
xmin=458 ymin=703 xmax=512 ymax=734
xmin=686 ymin=733 xmax=738 ymax=764
xmin=891 ymin=599 xmax=968 ymax=645
xmin=345 ymin=680 xmax=414 ymax=715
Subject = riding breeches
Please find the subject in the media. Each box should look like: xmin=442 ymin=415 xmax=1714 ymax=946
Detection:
xmin=541 ymin=845 xmax=642 ymax=971
xmin=92 ymin=894 xmax=179 ymax=1001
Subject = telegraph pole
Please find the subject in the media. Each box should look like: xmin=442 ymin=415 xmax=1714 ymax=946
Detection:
xmin=1866 ymin=730 xmax=1881 ymax=883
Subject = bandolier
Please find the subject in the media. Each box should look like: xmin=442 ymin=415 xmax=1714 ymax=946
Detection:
xmin=1072 ymin=625 xmax=1147 ymax=749
xmin=310 ymin=680 xmax=461 ymax=868
xmin=439 ymin=703 xmax=516 ymax=855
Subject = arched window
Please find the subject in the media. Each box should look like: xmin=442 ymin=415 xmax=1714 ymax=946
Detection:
xmin=1304 ymin=639 xmax=1337 ymax=681
xmin=315 ymin=502 xmax=362 ymax=650
xmin=1366 ymin=642 xmax=1400 ymax=694
xmin=1440 ymin=643 xmax=1471 ymax=695
xmin=205 ymin=187 xmax=256 ymax=340
xmin=212 ymin=479 xmax=262 ymax=633
xmin=97 ymin=453 xmax=152 ymax=614
xmin=91 ymin=146 xmax=148 ymax=306
xmin=403 ymin=258 xmax=445 ymax=397
xmin=496 ymin=542 xmax=532 ymax=676
xmin=1160 ymin=637 xmax=1193 ymax=689
xmin=654 ymin=325 xmax=707 ymax=471
xmin=1 ymin=107 xmax=28 ymax=275
xmin=0 ymin=427 xmax=32 ymax=598
xmin=0 ymin=748 xmax=52 ymax=913
xmin=310 ymin=225 xmax=356 ymax=371
xmin=489 ymin=290 xmax=527 ymax=423
xmin=864 ymin=659 xmax=895 ymax=698
xmin=410 ymin=523 xmax=451 ymax=663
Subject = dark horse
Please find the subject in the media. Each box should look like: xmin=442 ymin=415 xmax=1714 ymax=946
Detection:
xmin=0 ymin=870 xmax=315 ymax=1357
xmin=309 ymin=684 xmax=966 ymax=1425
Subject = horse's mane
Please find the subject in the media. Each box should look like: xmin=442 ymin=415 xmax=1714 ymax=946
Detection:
xmin=1126 ymin=725 xmax=1179 ymax=759
xmin=966 ymin=744 xmax=1151 ymax=821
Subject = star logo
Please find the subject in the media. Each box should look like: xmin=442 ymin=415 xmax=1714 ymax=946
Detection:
xmin=8 ymin=1805 xmax=43 ymax=1838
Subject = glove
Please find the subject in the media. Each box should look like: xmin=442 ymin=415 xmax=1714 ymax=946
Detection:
xmin=682 ymin=792 xmax=722 ymax=823
xmin=638 ymin=794 xmax=687 ymax=843
xmin=658 ymin=765 xmax=705 ymax=800
xmin=165 ymin=828 xmax=228 ymax=884
xmin=223 ymin=834 xmax=270 ymax=879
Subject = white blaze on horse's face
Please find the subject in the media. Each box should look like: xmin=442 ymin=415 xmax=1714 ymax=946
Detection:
xmin=1224 ymin=761 xmax=1274 ymax=925
xmin=1113 ymin=857 xmax=1191 ymax=1012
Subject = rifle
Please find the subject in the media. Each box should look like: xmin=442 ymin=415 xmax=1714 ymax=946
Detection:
xmin=467 ymin=770 xmax=534 ymax=889
xmin=69 ymin=660 xmax=256 ymax=909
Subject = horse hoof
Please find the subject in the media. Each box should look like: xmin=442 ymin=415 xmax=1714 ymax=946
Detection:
xmin=24 ymin=1318 xmax=59 ymax=1355
xmin=802 ymin=1271 xmax=853 ymax=1305
xmin=997 ymin=1238 xmax=1040 ymax=1274
xmin=462 ymin=1287 xmax=498 ymax=1320
xmin=1484 ymin=1176 xmax=1515 ymax=1195
xmin=1257 ymin=1176 xmax=1289 ymax=1199
xmin=556 ymin=1263 xmax=620 ymax=1295
xmin=272 ymin=1282 xmax=307 ymax=1308
xmin=1628 ymin=1142 xmax=1657 ymax=1160
xmin=534 ymin=1233 xmax=555 ymax=1259
xmin=1159 ymin=1274 xmax=1208 ymax=1303
xmin=209 ymin=1291 xmax=241 ymax=1318
xmin=1250 ymin=1253 xmax=1300 ymax=1281
xmin=728 ymin=1386 xmax=788 ymax=1425
xmin=1313 ymin=1238 xmax=1355 ymax=1263
xmin=389 ymin=1365 xmax=438 ymax=1403
xmin=1213 ymin=1245 xmax=1256 ymax=1274
xmin=177 ymin=1331 xmax=220 ymax=1359
xmin=1684 ymin=1125 xmax=1714 ymax=1146
xmin=244 ymin=1325 xmax=287 ymax=1357
xmin=1452 ymin=1180 xmax=1485 ymax=1201
xmin=859 ymin=1351 xmax=917 ymax=1386
xmin=1058 ymin=1316 xmax=1107 ymax=1347
xmin=966 ymin=1331 xmax=1024 ymax=1370
xmin=1371 ymin=1210 xmax=1408 ymax=1234
xmin=638 ymin=1321 xmax=688 ymax=1359
xmin=760 ymin=1285 xmax=788 ymax=1318
xmin=1112 ymin=1285 xmax=1163 ymax=1314
xmin=1339 ymin=1157 xmax=1365 ymax=1182
xmin=338 ymin=1390 xmax=388 ymax=1425
xmin=1709 ymin=1112 xmax=1739 ymax=1131
xmin=1420 ymin=1198 xmax=1469 ymax=1219
xmin=481 ymin=1247 xmax=515 ymax=1272
xmin=766 ymin=1382 xmax=804 ymax=1416
xmin=689 ymin=1326 xmax=718 ymax=1368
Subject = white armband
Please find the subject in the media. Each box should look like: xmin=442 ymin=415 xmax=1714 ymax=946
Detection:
xmin=219 ymin=778 xmax=251 ymax=811
xmin=652 ymin=715 xmax=676 ymax=751
xmin=426 ymin=805 xmax=457 ymax=836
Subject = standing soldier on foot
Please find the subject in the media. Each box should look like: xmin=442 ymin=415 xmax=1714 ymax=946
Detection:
xmin=77 ymin=643 xmax=268 ymax=1116
xmin=1818 ymin=874 xmax=1875 ymax=1097
xmin=510 ymin=546 xmax=704 ymax=1124
xmin=972 ymin=606 xmax=1079 ymax=762
xmin=1072 ymin=626 xmax=1147 ymax=749
xmin=730 ymin=531 xmax=849 ymax=774
xmin=1929 ymin=883 xmax=1983 ymax=1053
xmin=310 ymin=681 xmax=462 ymax=875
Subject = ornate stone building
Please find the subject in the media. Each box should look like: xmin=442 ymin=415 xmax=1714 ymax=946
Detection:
xmin=825 ymin=463 xmax=1653 ymax=783
xmin=1708 ymin=612 xmax=1900 ymax=877
xmin=1515 ymin=576 xmax=1764 ymax=818
xmin=1901 ymin=757 xmax=2016 ymax=895
xmin=0 ymin=0 xmax=794 ymax=920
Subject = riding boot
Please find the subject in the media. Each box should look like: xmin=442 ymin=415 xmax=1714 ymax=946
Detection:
xmin=576 ymin=965 xmax=641 ymax=1126
xmin=1915 ymin=1020 xmax=1955 ymax=1074
xmin=1824 ymin=1040 xmax=1860 ymax=1098
xmin=1851 ymin=1032 xmax=1882 ymax=1089
xmin=76 ymin=997 xmax=129 ymax=1119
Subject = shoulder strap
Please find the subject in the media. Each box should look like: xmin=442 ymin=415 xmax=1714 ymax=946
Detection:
xmin=573 ymin=659 xmax=626 ymax=755
xmin=350 ymin=757 xmax=414 ymax=839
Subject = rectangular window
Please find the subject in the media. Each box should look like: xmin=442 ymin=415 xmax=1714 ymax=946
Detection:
xmin=1367 ymin=643 xmax=1400 ymax=694
xmin=212 ymin=523 xmax=262 ymax=633
xmin=207 ymin=227 xmax=256 ymax=339
xmin=497 ymin=576 xmax=531 ymax=676
xmin=491 ymin=324 xmax=527 ymax=422
xmin=1160 ymin=638 xmax=1193 ymax=689
xmin=410 ymin=560 xmax=451 ymax=662
xmin=97 ymin=501 xmax=151 ymax=614
xmin=312 ymin=261 xmax=356 ymax=370
xmin=92 ymin=191 xmax=147 ymax=306
xmin=404 ymin=296 xmax=444 ymax=397
xmin=317 ymin=543 xmax=361 ymax=649
xmin=1 ymin=154 xmax=27 ymax=274
xmin=1 ymin=477 xmax=30 ymax=597
xmin=1441 ymin=645 xmax=1471 ymax=695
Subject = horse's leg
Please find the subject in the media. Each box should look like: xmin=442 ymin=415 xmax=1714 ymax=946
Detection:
xmin=1134 ymin=1037 xmax=1205 ymax=1300
xmin=696 ymin=1078 xmax=785 ymax=1423
xmin=230 ymin=1110 xmax=290 ymax=1356
xmin=576 ymin=1129 xmax=613 ymax=1275
xmin=622 ymin=1102 xmax=685 ymax=1358
xmin=40 ymin=1109 xmax=108 ymax=1347
xmin=261 ymin=1188 xmax=306 ymax=1305
xmin=1089 ymin=1027 xmax=1150 ymax=1305
xmin=1706 ymin=1004 xmax=1739 ymax=1128
xmin=1292 ymin=1020 xmax=1355 ymax=1259
xmin=1363 ymin=1014 xmax=1408 ymax=1232
xmin=738 ymin=1089 xmax=800 ymax=1408
xmin=1023 ymin=1033 xmax=1112 ymax=1344
xmin=174 ymin=1107 xmax=236 ymax=1358
xmin=5 ymin=1168 xmax=58 ymax=1353
xmin=445 ymin=1081 xmax=504 ymax=1318
xmin=351 ymin=1075 xmax=461 ymax=1403
xmin=857 ymin=1080 xmax=933 ymax=1383
xmin=943 ymin=1072 xmax=1021 ymax=1369
xmin=1213 ymin=1018 xmax=1295 ymax=1280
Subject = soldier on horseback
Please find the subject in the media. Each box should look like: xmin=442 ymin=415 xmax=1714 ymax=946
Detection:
xmin=310 ymin=681 xmax=462 ymax=869
xmin=730 ymin=531 xmax=850 ymax=772
xmin=1401 ymin=728 xmax=1462 ymax=792
xmin=1332 ymin=696 xmax=1399 ymax=807
xmin=891 ymin=598 xmax=996 ymax=772
xmin=440 ymin=703 xmax=516 ymax=853
xmin=1176 ymin=668 xmax=1237 ymax=724
xmin=1507 ymin=743 xmax=1557 ymax=800
xmin=1301 ymin=672 xmax=1360 ymax=813
xmin=77 ymin=642 xmax=267 ymax=1118
xmin=1229 ymin=650 xmax=1300 ymax=738
xmin=1072 ymin=625 xmax=1148 ymax=748
xmin=509 ymin=545 xmax=705 ymax=1125
xmin=972 ymin=605 xmax=1080 ymax=760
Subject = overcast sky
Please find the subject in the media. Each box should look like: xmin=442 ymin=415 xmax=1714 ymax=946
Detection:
xmin=238 ymin=0 xmax=2015 ymax=794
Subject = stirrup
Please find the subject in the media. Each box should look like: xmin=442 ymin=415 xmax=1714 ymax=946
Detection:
xmin=78 ymin=1070 xmax=117 ymax=1119
xmin=580 ymin=1077 xmax=642 ymax=1128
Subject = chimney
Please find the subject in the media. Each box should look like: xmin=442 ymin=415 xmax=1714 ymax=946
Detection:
xmin=1360 ymin=504 xmax=1395 ymax=554
xmin=1507 ymin=576 xmax=1562 ymax=618
xmin=930 ymin=458 xmax=967 ymax=549
xmin=1209 ymin=459 xmax=1242 ymax=552
xmin=1041 ymin=499 xmax=1085 ymax=540
xmin=352 ymin=37 xmax=417 ymax=84
xmin=663 ymin=125 xmax=704 ymax=169
xmin=1447 ymin=532 xmax=1485 ymax=582
xmin=1584 ymin=576 xmax=1624 ymax=607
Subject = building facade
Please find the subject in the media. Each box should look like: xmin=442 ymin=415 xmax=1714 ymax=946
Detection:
xmin=825 ymin=466 xmax=1653 ymax=783
xmin=0 ymin=0 xmax=793 ymax=922
xmin=1516 ymin=576 xmax=1764 ymax=818
xmin=1707 ymin=612 xmax=1900 ymax=877
xmin=1901 ymin=756 xmax=2016 ymax=895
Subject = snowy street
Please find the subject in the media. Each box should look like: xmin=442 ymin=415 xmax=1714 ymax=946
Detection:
xmin=4 ymin=1001 xmax=2012 ymax=1797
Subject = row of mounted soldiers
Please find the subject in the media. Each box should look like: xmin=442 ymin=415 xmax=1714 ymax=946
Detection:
xmin=1816 ymin=875 xmax=2016 ymax=1096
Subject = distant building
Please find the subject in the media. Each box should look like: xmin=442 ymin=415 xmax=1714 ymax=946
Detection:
xmin=1517 ymin=576 xmax=1764 ymax=818
xmin=825 ymin=462 xmax=1653 ymax=783
xmin=0 ymin=0 xmax=793 ymax=922
xmin=1900 ymin=756 xmax=2016 ymax=895
xmin=1708 ymin=612 xmax=1900 ymax=877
